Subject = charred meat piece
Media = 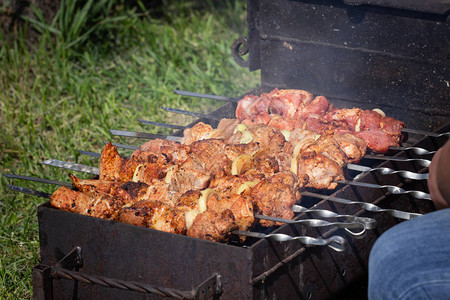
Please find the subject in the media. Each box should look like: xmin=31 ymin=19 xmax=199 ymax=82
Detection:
xmin=231 ymin=124 xmax=286 ymax=152
xmin=168 ymin=159 xmax=212 ymax=194
xmin=51 ymin=186 xmax=124 ymax=220
xmin=100 ymin=143 xmax=141 ymax=182
xmin=181 ymin=122 xmax=214 ymax=145
xmin=208 ymin=175 xmax=251 ymax=198
xmin=209 ymin=194 xmax=255 ymax=232
xmin=235 ymin=89 xmax=276 ymax=120
xmin=332 ymin=132 xmax=367 ymax=163
xmin=250 ymin=179 xmax=297 ymax=227
xmin=132 ymin=162 xmax=172 ymax=184
xmin=303 ymin=133 xmax=348 ymax=167
xmin=131 ymin=139 xmax=190 ymax=165
xmin=217 ymin=118 xmax=241 ymax=139
xmin=51 ymin=186 xmax=92 ymax=215
xmin=69 ymin=174 xmax=122 ymax=195
xmin=296 ymin=154 xmax=344 ymax=190
xmin=117 ymin=200 xmax=186 ymax=234
xmin=187 ymin=209 xmax=238 ymax=242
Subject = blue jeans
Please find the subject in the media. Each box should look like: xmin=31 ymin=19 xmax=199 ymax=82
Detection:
xmin=368 ymin=208 xmax=450 ymax=300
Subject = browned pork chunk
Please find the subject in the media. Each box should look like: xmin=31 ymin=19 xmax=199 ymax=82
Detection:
xmin=250 ymin=180 xmax=297 ymax=227
xmin=187 ymin=209 xmax=238 ymax=242
xmin=100 ymin=143 xmax=141 ymax=182
xmin=117 ymin=200 xmax=186 ymax=234
xmin=332 ymin=132 xmax=367 ymax=163
xmin=181 ymin=122 xmax=214 ymax=145
xmin=50 ymin=186 xmax=124 ymax=220
xmin=296 ymin=154 xmax=344 ymax=190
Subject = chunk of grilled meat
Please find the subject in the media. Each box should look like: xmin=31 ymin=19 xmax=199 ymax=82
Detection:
xmin=100 ymin=143 xmax=141 ymax=182
xmin=186 ymin=209 xmax=238 ymax=242
xmin=208 ymin=194 xmax=255 ymax=233
xmin=50 ymin=186 xmax=125 ymax=220
xmin=70 ymin=174 xmax=178 ymax=206
xmin=235 ymin=88 xmax=406 ymax=153
xmin=250 ymin=178 xmax=297 ymax=227
xmin=117 ymin=200 xmax=187 ymax=234
xmin=69 ymin=174 xmax=122 ymax=195
xmin=131 ymin=139 xmax=190 ymax=165
xmin=295 ymin=154 xmax=344 ymax=190
xmin=181 ymin=122 xmax=214 ymax=145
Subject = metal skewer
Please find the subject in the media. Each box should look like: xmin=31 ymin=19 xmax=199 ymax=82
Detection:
xmin=233 ymin=230 xmax=346 ymax=252
xmin=40 ymin=158 xmax=430 ymax=202
xmin=364 ymin=155 xmax=431 ymax=167
xmin=336 ymin=180 xmax=431 ymax=200
xmin=110 ymin=130 xmax=182 ymax=142
xmin=300 ymin=191 xmax=422 ymax=220
xmin=401 ymin=128 xmax=450 ymax=138
xmin=291 ymin=206 xmax=376 ymax=229
xmin=255 ymin=214 xmax=367 ymax=237
xmin=3 ymin=174 xmax=72 ymax=187
xmin=161 ymin=107 xmax=222 ymax=121
xmin=77 ymin=147 xmax=430 ymax=185
xmin=387 ymin=146 xmax=436 ymax=155
xmin=108 ymin=128 xmax=435 ymax=164
xmin=78 ymin=150 xmax=101 ymax=158
xmin=137 ymin=119 xmax=187 ymax=130
xmin=346 ymin=163 xmax=428 ymax=180
xmin=7 ymin=184 xmax=52 ymax=199
xmin=41 ymin=159 xmax=100 ymax=175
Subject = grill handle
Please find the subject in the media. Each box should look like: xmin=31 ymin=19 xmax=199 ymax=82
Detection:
xmin=32 ymin=247 xmax=222 ymax=300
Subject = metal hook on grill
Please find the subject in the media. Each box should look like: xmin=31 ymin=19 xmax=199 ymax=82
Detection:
xmin=233 ymin=230 xmax=346 ymax=252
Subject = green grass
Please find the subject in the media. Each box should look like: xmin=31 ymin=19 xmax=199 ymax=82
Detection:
xmin=0 ymin=1 xmax=259 ymax=298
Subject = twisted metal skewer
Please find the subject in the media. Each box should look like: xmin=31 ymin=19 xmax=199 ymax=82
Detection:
xmin=336 ymin=180 xmax=431 ymax=200
xmin=255 ymin=214 xmax=367 ymax=238
xmin=301 ymin=191 xmax=422 ymax=220
xmin=290 ymin=206 xmax=377 ymax=229
xmin=234 ymin=230 xmax=346 ymax=252
xmin=388 ymin=146 xmax=436 ymax=155
xmin=363 ymin=155 xmax=431 ymax=167
xmin=347 ymin=164 xmax=428 ymax=180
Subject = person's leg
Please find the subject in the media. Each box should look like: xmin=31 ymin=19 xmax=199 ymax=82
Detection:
xmin=368 ymin=208 xmax=450 ymax=300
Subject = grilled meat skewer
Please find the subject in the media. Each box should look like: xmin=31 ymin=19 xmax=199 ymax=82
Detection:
xmin=6 ymin=183 xmax=349 ymax=251
xmin=172 ymin=88 xmax=449 ymax=139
